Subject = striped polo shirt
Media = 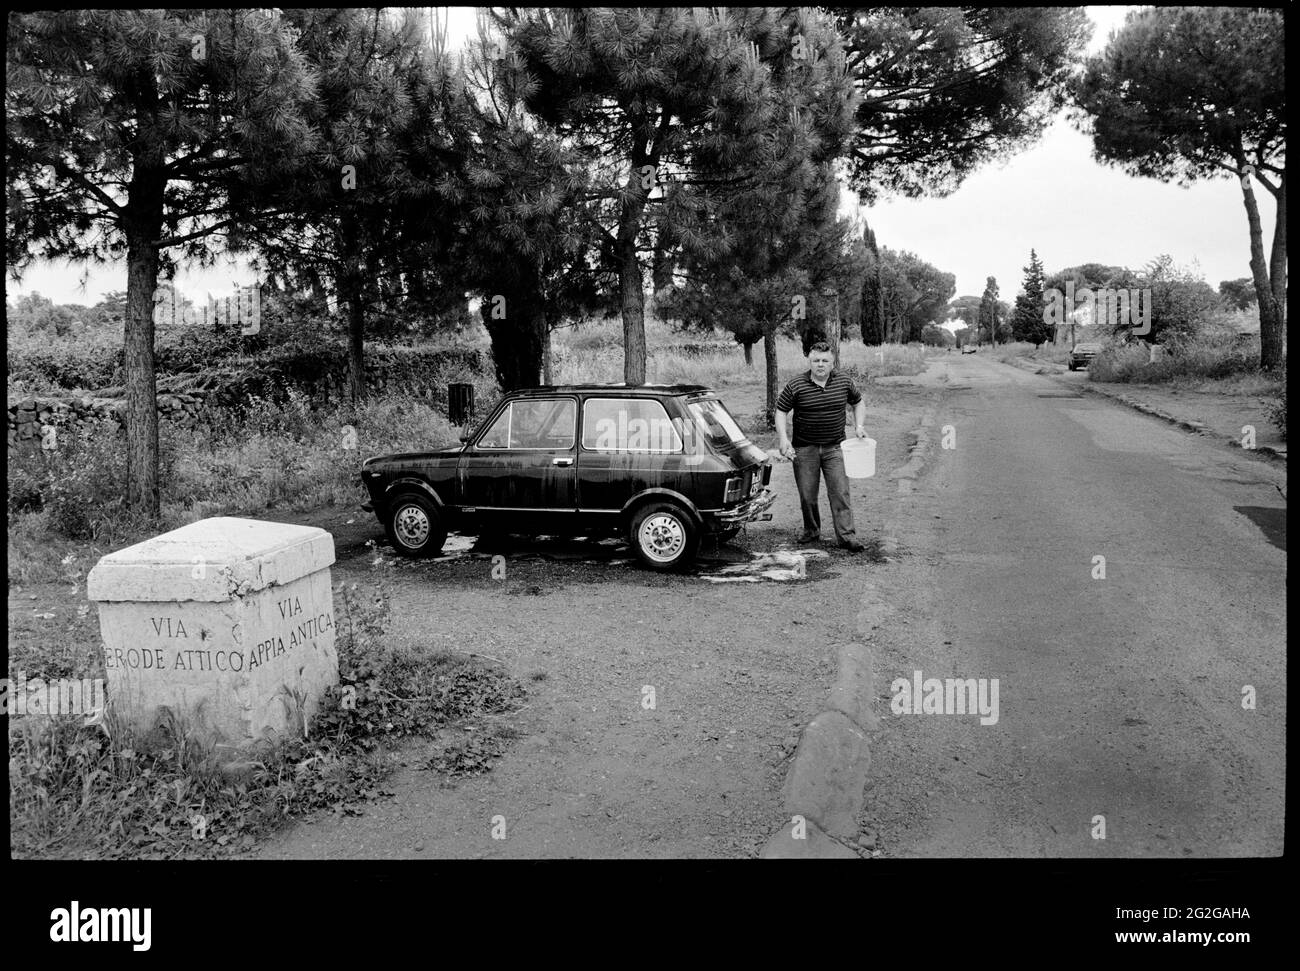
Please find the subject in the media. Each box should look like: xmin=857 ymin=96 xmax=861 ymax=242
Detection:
xmin=776 ymin=369 xmax=862 ymax=446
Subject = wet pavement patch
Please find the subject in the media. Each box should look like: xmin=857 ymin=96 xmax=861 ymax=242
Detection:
xmin=1233 ymin=506 xmax=1286 ymax=551
xmin=697 ymin=549 xmax=831 ymax=583
xmin=366 ymin=532 xmax=843 ymax=582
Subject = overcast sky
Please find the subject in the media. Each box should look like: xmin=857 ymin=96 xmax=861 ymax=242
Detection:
xmin=7 ymin=6 xmax=1275 ymax=310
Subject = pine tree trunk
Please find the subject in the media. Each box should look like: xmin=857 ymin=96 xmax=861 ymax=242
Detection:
xmin=542 ymin=322 xmax=554 ymax=385
xmin=763 ymin=326 xmax=779 ymax=428
xmin=618 ymin=153 xmax=650 ymax=385
xmin=123 ymin=207 xmax=163 ymax=517
xmin=347 ymin=291 xmax=365 ymax=406
xmin=1242 ymin=168 xmax=1287 ymax=369
xmin=482 ymin=281 xmax=545 ymax=390
xmin=619 ymin=233 xmax=647 ymax=385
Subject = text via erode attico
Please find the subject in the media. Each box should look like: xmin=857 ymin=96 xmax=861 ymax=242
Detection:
xmin=103 ymin=596 xmax=333 ymax=673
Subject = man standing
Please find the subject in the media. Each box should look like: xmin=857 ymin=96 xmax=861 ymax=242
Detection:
xmin=775 ymin=341 xmax=867 ymax=552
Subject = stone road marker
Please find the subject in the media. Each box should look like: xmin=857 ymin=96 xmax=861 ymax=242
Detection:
xmin=87 ymin=517 xmax=339 ymax=755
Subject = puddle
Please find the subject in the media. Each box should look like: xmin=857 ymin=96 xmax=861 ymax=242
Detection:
xmin=1233 ymin=506 xmax=1286 ymax=552
xmin=697 ymin=548 xmax=831 ymax=583
xmin=427 ymin=533 xmax=631 ymax=563
xmin=373 ymin=534 xmax=835 ymax=579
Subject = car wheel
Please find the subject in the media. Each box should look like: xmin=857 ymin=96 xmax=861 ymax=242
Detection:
xmin=630 ymin=502 xmax=699 ymax=571
xmin=1068 ymin=361 xmax=1076 ymax=371
xmin=384 ymin=493 xmax=447 ymax=558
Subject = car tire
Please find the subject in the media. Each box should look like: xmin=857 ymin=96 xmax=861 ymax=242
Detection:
xmin=1068 ymin=361 xmax=1077 ymax=371
xmin=384 ymin=493 xmax=447 ymax=558
xmin=630 ymin=501 xmax=699 ymax=571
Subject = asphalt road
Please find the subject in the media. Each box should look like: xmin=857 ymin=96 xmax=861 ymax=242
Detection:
xmin=860 ymin=354 xmax=1286 ymax=857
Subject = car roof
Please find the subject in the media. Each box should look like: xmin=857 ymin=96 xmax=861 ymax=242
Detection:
xmin=505 ymin=384 xmax=714 ymax=397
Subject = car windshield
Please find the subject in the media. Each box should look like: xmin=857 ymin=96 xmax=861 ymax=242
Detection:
xmin=687 ymin=399 xmax=747 ymax=448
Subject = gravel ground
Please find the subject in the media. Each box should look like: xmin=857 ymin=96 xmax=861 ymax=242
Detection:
xmin=253 ymin=374 xmax=946 ymax=858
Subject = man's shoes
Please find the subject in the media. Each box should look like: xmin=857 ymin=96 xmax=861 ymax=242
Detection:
xmin=839 ymin=539 xmax=866 ymax=553
xmin=797 ymin=530 xmax=821 ymax=544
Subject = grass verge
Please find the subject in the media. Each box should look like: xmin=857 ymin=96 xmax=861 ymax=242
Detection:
xmin=8 ymin=580 xmax=528 ymax=859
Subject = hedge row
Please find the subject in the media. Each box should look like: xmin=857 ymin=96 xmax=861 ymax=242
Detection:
xmin=8 ymin=340 xmax=491 ymax=398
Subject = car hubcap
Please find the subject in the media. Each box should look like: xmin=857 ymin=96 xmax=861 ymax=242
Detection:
xmin=395 ymin=504 xmax=430 ymax=548
xmin=640 ymin=513 xmax=685 ymax=562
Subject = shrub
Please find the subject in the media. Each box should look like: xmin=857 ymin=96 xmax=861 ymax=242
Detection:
xmin=6 ymin=423 xmax=133 ymax=538
xmin=1088 ymin=343 xmax=1151 ymax=383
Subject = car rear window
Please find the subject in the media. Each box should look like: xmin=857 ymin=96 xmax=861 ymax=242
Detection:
xmin=687 ymin=399 xmax=747 ymax=447
xmin=581 ymin=398 xmax=683 ymax=452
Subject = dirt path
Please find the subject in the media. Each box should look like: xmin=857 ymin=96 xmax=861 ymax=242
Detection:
xmin=254 ymin=368 xmax=949 ymax=858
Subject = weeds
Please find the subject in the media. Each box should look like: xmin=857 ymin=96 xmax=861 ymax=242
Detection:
xmin=8 ymin=580 xmax=527 ymax=859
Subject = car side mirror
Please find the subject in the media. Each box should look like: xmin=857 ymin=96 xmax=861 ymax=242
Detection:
xmin=459 ymin=433 xmax=471 ymax=444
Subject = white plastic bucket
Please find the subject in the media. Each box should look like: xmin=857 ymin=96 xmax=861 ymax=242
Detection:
xmin=841 ymin=437 xmax=876 ymax=478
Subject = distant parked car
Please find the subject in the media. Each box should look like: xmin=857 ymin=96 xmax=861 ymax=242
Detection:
xmin=961 ymin=345 xmax=977 ymax=354
xmin=360 ymin=384 xmax=775 ymax=571
xmin=1068 ymin=342 xmax=1101 ymax=370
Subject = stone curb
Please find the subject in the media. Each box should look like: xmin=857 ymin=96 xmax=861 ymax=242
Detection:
xmin=761 ymin=642 xmax=879 ymax=860
xmin=1002 ymin=356 xmax=1287 ymax=463
xmin=888 ymin=400 xmax=943 ymax=494
xmin=761 ymin=385 xmax=945 ymax=860
xmin=782 ymin=710 xmax=871 ymax=837
xmin=759 ymin=815 xmax=859 ymax=859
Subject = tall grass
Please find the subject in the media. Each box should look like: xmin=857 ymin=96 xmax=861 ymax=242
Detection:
xmin=1089 ymin=337 xmax=1282 ymax=391
xmin=7 ymin=392 xmax=463 ymax=584
xmin=551 ymin=316 xmax=934 ymax=385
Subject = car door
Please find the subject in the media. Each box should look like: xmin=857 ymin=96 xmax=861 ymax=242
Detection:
xmin=576 ymin=396 xmax=687 ymax=527
xmin=460 ymin=396 xmax=578 ymax=532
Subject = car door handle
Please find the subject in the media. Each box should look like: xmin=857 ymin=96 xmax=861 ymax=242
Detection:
xmin=552 ymin=457 xmax=573 ymax=466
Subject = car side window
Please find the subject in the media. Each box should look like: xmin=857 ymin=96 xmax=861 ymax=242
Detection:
xmin=511 ymin=398 xmax=575 ymax=449
xmin=477 ymin=406 xmax=511 ymax=449
xmin=582 ymin=398 xmax=683 ymax=452
xmin=477 ymin=399 xmax=575 ymax=450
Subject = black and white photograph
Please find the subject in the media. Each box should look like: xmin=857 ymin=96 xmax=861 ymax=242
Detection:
xmin=6 ymin=4 xmax=1285 ymax=948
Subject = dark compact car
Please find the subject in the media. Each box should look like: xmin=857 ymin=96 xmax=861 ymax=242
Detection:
xmin=1068 ymin=342 xmax=1101 ymax=370
xmin=360 ymin=385 xmax=775 ymax=570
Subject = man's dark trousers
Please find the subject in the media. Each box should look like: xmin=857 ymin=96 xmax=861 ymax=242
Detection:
xmin=793 ymin=443 xmax=856 ymax=543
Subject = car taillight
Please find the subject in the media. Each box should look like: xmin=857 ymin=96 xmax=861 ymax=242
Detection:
xmin=761 ymin=463 xmax=771 ymax=486
xmin=724 ymin=476 xmax=743 ymax=503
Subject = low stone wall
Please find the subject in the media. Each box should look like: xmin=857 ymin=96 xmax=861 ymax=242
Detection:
xmin=7 ymin=392 xmax=207 ymax=447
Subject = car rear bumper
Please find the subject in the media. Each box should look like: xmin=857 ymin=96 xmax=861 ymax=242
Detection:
xmin=708 ymin=488 xmax=776 ymax=527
